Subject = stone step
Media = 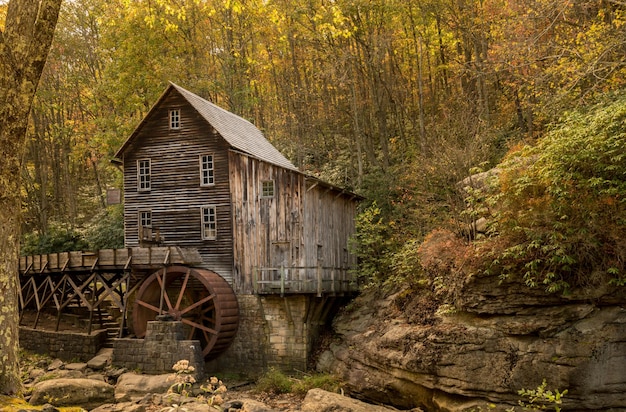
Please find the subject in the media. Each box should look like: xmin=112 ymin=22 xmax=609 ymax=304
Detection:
xmin=87 ymin=347 xmax=113 ymax=370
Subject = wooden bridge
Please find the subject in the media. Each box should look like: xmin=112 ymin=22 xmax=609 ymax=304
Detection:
xmin=18 ymin=247 xmax=202 ymax=336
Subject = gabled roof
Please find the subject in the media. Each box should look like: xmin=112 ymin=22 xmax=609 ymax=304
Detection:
xmin=113 ymin=82 xmax=298 ymax=171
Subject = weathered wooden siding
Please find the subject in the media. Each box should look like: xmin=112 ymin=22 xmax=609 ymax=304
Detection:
xmin=122 ymin=89 xmax=235 ymax=283
xmin=229 ymin=151 xmax=357 ymax=294
xmin=302 ymin=180 xmax=357 ymax=277
xmin=229 ymin=152 xmax=305 ymax=294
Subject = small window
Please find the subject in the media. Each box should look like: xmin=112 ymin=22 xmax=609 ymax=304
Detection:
xmin=139 ymin=210 xmax=152 ymax=240
xmin=170 ymin=109 xmax=180 ymax=129
xmin=201 ymin=206 xmax=217 ymax=240
xmin=200 ymin=154 xmax=215 ymax=186
xmin=261 ymin=180 xmax=274 ymax=198
xmin=137 ymin=159 xmax=151 ymax=191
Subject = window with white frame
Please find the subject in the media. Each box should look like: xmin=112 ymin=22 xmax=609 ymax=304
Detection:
xmin=137 ymin=159 xmax=151 ymax=191
xmin=139 ymin=210 xmax=152 ymax=240
xmin=200 ymin=154 xmax=215 ymax=186
xmin=169 ymin=109 xmax=180 ymax=129
xmin=261 ymin=180 xmax=275 ymax=198
xmin=201 ymin=206 xmax=217 ymax=240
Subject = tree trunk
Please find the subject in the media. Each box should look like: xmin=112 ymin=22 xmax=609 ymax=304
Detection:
xmin=0 ymin=0 xmax=62 ymax=396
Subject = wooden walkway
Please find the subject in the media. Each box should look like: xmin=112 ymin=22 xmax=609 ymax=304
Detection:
xmin=19 ymin=246 xmax=202 ymax=274
xmin=18 ymin=247 xmax=202 ymax=334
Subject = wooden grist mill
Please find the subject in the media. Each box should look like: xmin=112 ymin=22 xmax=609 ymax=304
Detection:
xmin=18 ymin=83 xmax=360 ymax=372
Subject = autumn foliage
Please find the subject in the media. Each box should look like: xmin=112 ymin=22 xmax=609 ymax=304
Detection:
xmin=468 ymin=93 xmax=626 ymax=292
xmin=9 ymin=0 xmax=626 ymax=295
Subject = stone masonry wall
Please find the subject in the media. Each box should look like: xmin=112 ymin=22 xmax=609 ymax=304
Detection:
xmin=20 ymin=327 xmax=108 ymax=362
xmin=112 ymin=320 xmax=204 ymax=377
xmin=208 ymin=295 xmax=318 ymax=375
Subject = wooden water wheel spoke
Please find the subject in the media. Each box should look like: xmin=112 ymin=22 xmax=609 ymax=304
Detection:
xmin=178 ymin=293 xmax=215 ymax=316
xmin=155 ymin=273 xmax=175 ymax=311
xmin=181 ymin=317 xmax=217 ymax=335
xmin=201 ymin=329 xmax=212 ymax=347
xmin=186 ymin=323 xmax=196 ymax=340
xmin=174 ymin=269 xmax=191 ymax=311
xmin=132 ymin=265 xmax=239 ymax=360
xmin=136 ymin=299 xmax=161 ymax=314
xmin=198 ymin=313 xmax=216 ymax=326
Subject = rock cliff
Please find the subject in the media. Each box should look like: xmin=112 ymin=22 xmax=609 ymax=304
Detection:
xmin=318 ymin=270 xmax=626 ymax=411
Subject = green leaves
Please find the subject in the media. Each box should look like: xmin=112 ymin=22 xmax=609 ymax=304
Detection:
xmin=480 ymin=93 xmax=626 ymax=292
xmin=516 ymin=379 xmax=568 ymax=411
xmin=350 ymin=202 xmax=393 ymax=284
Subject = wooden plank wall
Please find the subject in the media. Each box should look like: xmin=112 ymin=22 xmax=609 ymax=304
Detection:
xmin=229 ymin=152 xmax=358 ymax=294
xmin=229 ymin=152 xmax=304 ymax=294
xmin=121 ymin=89 xmax=235 ymax=283
xmin=302 ymin=180 xmax=357 ymax=278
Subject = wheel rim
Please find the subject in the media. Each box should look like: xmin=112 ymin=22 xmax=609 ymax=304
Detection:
xmin=132 ymin=265 xmax=239 ymax=360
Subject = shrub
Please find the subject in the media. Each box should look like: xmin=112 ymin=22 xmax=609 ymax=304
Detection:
xmin=21 ymin=221 xmax=88 ymax=255
xmin=254 ymin=369 xmax=342 ymax=396
xmin=291 ymin=373 xmax=342 ymax=395
xmin=349 ymin=202 xmax=394 ymax=285
xmin=515 ymin=379 xmax=567 ymax=411
xmin=254 ymin=368 xmax=293 ymax=394
xmin=477 ymin=93 xmax=626 ymax=292
xmin=84 ymin=204 xmax=124 ymax=250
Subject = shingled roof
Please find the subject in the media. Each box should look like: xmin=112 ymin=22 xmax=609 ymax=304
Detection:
xmin=114 ymin=83 xmax=298 ymax=171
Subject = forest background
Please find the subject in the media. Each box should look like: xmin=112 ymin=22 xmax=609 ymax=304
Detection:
xmin=9 ymin=0 xmax=626 ymax=290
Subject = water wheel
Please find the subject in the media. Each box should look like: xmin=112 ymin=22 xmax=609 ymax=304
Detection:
xmin=132 ymin=265 xmax=239 ymax=360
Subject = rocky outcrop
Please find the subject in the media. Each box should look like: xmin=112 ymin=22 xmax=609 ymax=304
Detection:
xmin=319 ymin=273 xmax=626 ymax=411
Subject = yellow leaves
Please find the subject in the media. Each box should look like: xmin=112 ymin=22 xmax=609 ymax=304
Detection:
xmin=613 ymin=10 xmax=626 ymax=29
xmin=268 ymin=7 xmax=284 ymax=26
xmin=0 ymin=3 xmax=6 ymax=31
xmin=144 ymin=13 xmax=157 ymax=28
xmin=164 ymin=21 xmax=180 ymax=33
xmin=224 ymin=0 xmax=244 ymax=14
xmin=312 ymin=4 xmax=354 ymax=39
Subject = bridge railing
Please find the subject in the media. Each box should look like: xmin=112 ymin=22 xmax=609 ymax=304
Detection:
xmin=253 ymin=265 xmax=357 ymax=296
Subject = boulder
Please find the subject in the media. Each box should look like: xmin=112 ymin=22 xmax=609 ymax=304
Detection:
xmin=27 ymin=367 xmax=46 ymax=382
xmin=64 ymin=362 xmax=87 ymax=372
xmin=29 ymin=378 xmax=115 ymax=410
xmin=236 ymin=398 xmax=277 ymax=412
xmin=87 ymin=348 xmax=113 ymax=370
xmin=36 ymin=369 xmax=84 ymax=383
xmin=301 ymin=388 xmax=407 ymax=412
xmin=47 ymin=359 xmax=64 ymax=371
xmin=115 ymin=372 xmax=174 ymax=402
xmin=457 ymin=168 xmax=501 ymax=192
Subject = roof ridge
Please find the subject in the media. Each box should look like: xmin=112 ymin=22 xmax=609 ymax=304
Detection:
xmin=170 ymin=83 xmax=298 ymax=171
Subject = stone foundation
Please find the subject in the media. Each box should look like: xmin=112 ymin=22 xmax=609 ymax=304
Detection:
xmin=112 ymin=320 xmax=204 ymax=377
xmin=20 ymin=327 xmax=108 ymax=362
xmin=207 ymin=294 xmax=345 ymax=376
